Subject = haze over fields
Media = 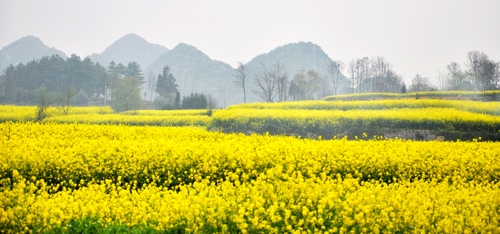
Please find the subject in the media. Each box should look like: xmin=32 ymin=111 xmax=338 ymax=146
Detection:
xmin=0 ymin=1 xmax=499 ymax=108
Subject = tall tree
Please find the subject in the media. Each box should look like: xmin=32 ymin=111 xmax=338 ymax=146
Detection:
xmin=253 ymin=63 xmax=277 ymax=102
xmin=155 ymin=66 xmax=178 ymax=99
xmin=111 ymin=77 xmax=141 ymax=112
xmin=272 ymin=61 xmax=288 ymax=102
xmin=57 ymin=86 xmax=77 ymax=115
xmin=116 ymin=63 xmax=127 ymax=77
xmin=466 ymin=51 xmax=488 ymax=94
xmin=126 ymin=61 xmax=144 ymax=83
xmin=347 ymin=59 xmax=361 ymax=93
xmin=252 ymin=61 xmax=288 ymax=103
xmin=328 ymin=60 xmax=344 ymax=96
xmin=409 ymin=74 xmax=434 ymax=92
xmin=478 ymin=58 xmax=499 ymax=93
xmin=347 ymin=58 xmax=371 ymax=93
xmin=91 ymin=62 xmax=108 ymax=98
xmin=445 ymin=62 xmax=472 ymax=90
xmin=65 ymin=54 xmax=83 ymax=90
xmin=155 ymin=66 xmax=179 ymax=109
xmin=233 ymin=61 xmax=248 ymax=103
xmin=49 ymin=54 xmax=67 ymax=92
xmin=146 ymin=71 xmax=157 ymax=102
xmin=0 ymin=65 xmax=16 ymax=100
xmin=288 ymin=70 xmax=323 ymax=100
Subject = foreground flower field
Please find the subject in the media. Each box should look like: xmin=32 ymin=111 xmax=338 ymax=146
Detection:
xmin=1 ymin=122 xmax=499 ymax=233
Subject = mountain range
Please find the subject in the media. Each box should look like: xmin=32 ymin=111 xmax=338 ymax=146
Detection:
xmin=0 ymin=34 xmax=347 ymax=107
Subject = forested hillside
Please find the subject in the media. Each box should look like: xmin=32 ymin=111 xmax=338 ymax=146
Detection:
xmin=0 ymin=54 xmax=142 ymax=105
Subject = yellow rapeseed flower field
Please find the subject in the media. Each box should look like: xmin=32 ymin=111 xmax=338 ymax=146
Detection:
xmin=0 ymin=105 xmax=113 ymax=122
xmin=211 ymin=107 xmax=500 ymax=137
xmin=0 ymin=106 xmax=210 ymax=126
xmin=0 ymin=122 xmax=499 ymax=233
xmin=229 ymin=99 xmax=500 ymax=115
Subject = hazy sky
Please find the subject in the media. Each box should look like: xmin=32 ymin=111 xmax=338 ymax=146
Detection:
xmin=1 ymin=0 xmax=499 ymax=84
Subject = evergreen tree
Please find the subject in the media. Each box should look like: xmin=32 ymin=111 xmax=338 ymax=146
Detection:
xmin=126 ymin=62 xmax=144 ymax=83
xmin=181 ymin=93 xmax=207 ymax=109
xmin=116 ymin=63 xmax=127 ymax=77
xmin=154 ymin=66 xmax=179 ymax=110
xmin=155 ymin=66 xmax=178 ymax=99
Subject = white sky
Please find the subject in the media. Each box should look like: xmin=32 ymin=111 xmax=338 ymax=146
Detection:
xmin=1 ymin=0 xmax=499 ymax=84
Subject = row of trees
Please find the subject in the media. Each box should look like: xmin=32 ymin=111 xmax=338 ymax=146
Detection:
xmin=435 ymin=51 xmax=499 ymax=93
xmin=234 ymin=61 xmax=331 ymax=103
xmin=0 ymin=54 xmax=106 ymax=104
xmin=405 ymin=51 xmax=499 ymax=93
xmin=346 ymin=57 xmax=405 ymax=94
xmin=235 ymin=51 xmax=498 ymax=103
xmin=234 ymin=57 xmax=404 ymax=103
xmin=0 ymin=53 xmax=218 ymax=111
xmin=0 ymin=54 xmax=146 ymax=106
xmin=150 ymin=66 xmax=218 ymax=110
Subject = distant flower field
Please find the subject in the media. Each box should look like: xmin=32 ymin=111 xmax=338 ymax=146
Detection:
xmin=1 ymin=122 xmax=499 ymax=233
xmin=210 ymin=99 xmax=500 ymax=140
xmin=0 ymin=106 xmax=210 ymax=127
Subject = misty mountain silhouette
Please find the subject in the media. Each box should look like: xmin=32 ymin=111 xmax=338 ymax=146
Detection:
xmin=87 ymin=33 xmax=168 ymax=70
xmin=0 ymin=34 xmax=346 ymax=106
xmin=0 ymin=36 xmax=67 ymax=71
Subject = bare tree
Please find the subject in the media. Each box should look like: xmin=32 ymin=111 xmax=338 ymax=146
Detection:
xmin=346 ymin=56 xmax=404 ymax=93
xmin=252 ymin=61 xmax=288 ymax=102
xmin=35 ymin=86 xmax=52 ymax=122
xmin=146 ymin=70 xmax=157 ymax=102
xmin=206 ymin=94 xmax=218 ymax=109
xmin=57 ymin=86 xmax=77 ymax=115
xmin=409 ymin=74 xmax=434 ymax=92
xmin=466 ymin=51 xmax=488 ymax=94
xmin=253 ymin=63 xmax=278 ymax=102
xmin=328 ymin=60 xmax=344 ymax=95
xmin=347 ymin=58 xmax=366 ymax=93
xmin=371 ymin=57 xmax=391 ymax=78
xmin=445 ymin=62 xmax=466 ymax=90
xmin=436 ymin=70 xmax=448 ymax=91
xmin=359 ymin=57 xmax=372 ymax=92
xmin=233 ymin=61 xmax=248 ymax=103
xmin=478 ymin=59 xmax=500 ymax=93
xmin=272 ymin=61 xmax=288 ymax=102
xmin=465 ymin=51 xmax=500 ymax=93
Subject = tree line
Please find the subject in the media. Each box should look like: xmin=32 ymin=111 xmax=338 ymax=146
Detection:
xmin=0 ymin=54 xmax=217 ymax=112
xmin=0 ymin=54 xmax=144 ymax=104
xmin=236 ymin=51 xmax=499 ymax=103
xmin=148 ymin=66 xmax=217 ymax=110
xmin=234 ymin=57 xmax=405 ymax=103
xmin=436 ymin=51 xmax=499 ymax=93
xmin=397 ymin=51 xmax=498 ymax=94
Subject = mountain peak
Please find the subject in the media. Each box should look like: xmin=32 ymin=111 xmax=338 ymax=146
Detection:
xmin=8 ymin=35 xmax=43 ymax=47
xmin=0 ymin=36 xmax=67 ymax=71
xmin=171 ymin=43 xmax=201 ymax=52
xmin=96 ymin=33 xmax=169 ymax=69
xmin=112 ymin=33 xmax=149 ymax=46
